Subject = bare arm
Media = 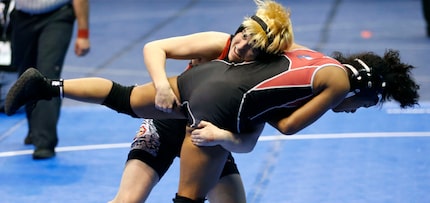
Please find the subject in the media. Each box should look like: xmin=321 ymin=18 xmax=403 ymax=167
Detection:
xmin=72 ymin=0 xmax=90 ymax=56
xmin=190 ymin=121 xmax=264 ymax=153
xmin=143 ymin=31 xmax=230 ymax=111
xmin=269 ymin=66 xmax=350 ymax=135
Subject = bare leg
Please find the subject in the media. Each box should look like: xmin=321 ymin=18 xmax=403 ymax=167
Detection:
xmin=63 ymin=77 xmax=113 ymax=104
xmin=63 ymin=76 xmax=185 ymax=119
xmin=207 ymin=174 xmax=246 ymax=203
xmin=109 ymin=159 xmax=159 ymax=203
xmin=177 ymin=130 xmax=230 ymax=200
xmin=5 ymin=68 xmax=186 ymax=118
xmin=129 ymin=77 xmax=184 ymax=119
xmin=110 ymin=160 xmax=245 ymax=203
xmin=5 ymin=70 xmax=129 ymax=116
xmin=110 ymin=117 xmax=246 ymax=203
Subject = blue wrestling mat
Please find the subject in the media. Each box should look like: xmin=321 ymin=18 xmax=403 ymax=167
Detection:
xmin=1 ymin=0 xmax=430 ymax=202
xmin=1 ymin=103 xmax=430 ymax=203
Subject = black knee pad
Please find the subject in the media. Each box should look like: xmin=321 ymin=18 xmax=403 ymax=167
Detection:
xmin=102 ymin=81 xmax=139 ymax=118
xmin=172 ymin=194 xmax=205 ymax=203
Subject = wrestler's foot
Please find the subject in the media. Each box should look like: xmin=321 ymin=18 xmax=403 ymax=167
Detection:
xmin=5 ymin=68 xmax=55 ymax=116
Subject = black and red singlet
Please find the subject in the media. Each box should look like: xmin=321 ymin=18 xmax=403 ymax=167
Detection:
xmin=178 ymin=48 xmax=343 ymax=133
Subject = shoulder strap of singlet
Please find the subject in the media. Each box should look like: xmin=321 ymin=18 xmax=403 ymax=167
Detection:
xmin=184 ymin=35 xmax=232 ymax=70
xmin=217 ymin=35 xmax=233 ymax=60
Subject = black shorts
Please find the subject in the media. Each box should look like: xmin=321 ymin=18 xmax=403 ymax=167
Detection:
xmin=127 ymin=119 xmax=239 ymax=178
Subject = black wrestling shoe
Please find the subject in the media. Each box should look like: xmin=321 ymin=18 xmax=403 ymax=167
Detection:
xmin=33 ymin=148 xmax=55 ymax=160
xmin=5 ymin=68 xmax=54 ymax=116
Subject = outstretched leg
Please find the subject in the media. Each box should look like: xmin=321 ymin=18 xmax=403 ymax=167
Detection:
xmin=5 ymin=68 xmax=185 ymax=119
xmin=4 ymin=68 xmax=115 ymax=115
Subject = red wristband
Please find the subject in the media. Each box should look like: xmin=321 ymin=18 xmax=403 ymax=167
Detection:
xmin=77 ymin=29 xmax=89 ymax=39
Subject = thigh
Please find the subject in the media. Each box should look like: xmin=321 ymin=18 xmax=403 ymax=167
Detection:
xmin=114 ymin=119 xmax=187 ymax=202
xmin=130 ymin=77 xmax=185 ymax=119
xmin=128 ymin=119 xmax=187 ymax=178
xmin=178 ymin=132 xmax=230 ymax=200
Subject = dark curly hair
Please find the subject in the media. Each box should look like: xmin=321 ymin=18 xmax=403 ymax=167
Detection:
xmin=331 ymin=49 xmax=420 ymax=108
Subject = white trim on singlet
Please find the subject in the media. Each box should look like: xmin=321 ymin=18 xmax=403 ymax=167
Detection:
xmin=181 ymin=101 xmax=198 ymax=128
xmin=235 ymin=60 xmax=345 ymax=133
xmin=212 ymin=59 xmax=256 ymax=66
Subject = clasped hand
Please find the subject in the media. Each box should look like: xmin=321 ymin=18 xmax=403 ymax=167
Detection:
xmin=155 ymin=85 xmax=180 ymax=113
xmin=190 ymin=120 xmax=232 ymax=147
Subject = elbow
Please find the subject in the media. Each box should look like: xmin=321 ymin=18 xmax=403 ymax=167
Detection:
xmin=226 ymin=137 xmax=257 ymax=153
xmin=230 ymin=144 xmax=255 ymax=153
xmin=143 ymin=41 xmax=162 ymax=54
xmin=279 ymin=127 xmax=299 ymax=136
xmin=241 ymin=143 xmax=256 ymax=153
xmin=277 ymin=120 xmax=299 ymax=135
xmin=240 ymin=135 xmax=259 ymax=153
xmin=280 ymin=130 xmax=296 ymax=136
xmin=143 ymin=42 xmax=154 ymax=54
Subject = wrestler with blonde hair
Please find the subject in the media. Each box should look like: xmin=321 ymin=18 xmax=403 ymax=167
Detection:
xmin=7 ymin=1 xmax=297 ymax=202
xmin=5 ymin=0 xmax=419 ymax=202
xmin=241 ymin=0 xmax=294 ymax=54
